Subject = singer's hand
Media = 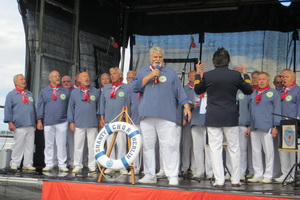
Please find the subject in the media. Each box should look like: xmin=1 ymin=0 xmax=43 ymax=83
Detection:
xmin=271 ymin=127 xmax=278 ymax=138
xmin=150 ymin=69 xmax=160 ymax=79
xmin=245 ymin=127 xmax=251 ymax=136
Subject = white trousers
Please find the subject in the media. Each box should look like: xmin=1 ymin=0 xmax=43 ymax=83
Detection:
xmin=191 ymin=126 xmax=212 ymax=176
xmin=44 ymin=122 xmax=68 ymax=168
xmin=207 ymin=126 xmax=240 ymax=185
xmin=250 ymin=129 xmax=274 ymax=179
xmin=106 ymin=131 xmax=127 ymax=161
xmin=10 ymin=126 xmax=35 ymax=167
xmin=226 ymin=126 xmax=248 ymax=175
xmin=181 ymin=123 xmax=196 ymax=172
xmin=141 ymin=117 xmax=180 ymax=179
xmin=133 ymin=124 xmax=141 ymax=171
xmin=74 ymin=127 xmax=98 ymax=171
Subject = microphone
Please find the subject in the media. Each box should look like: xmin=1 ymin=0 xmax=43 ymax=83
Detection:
xmin=154 ymin=65 xmax=160 ymax=84
xmin=190 ymin=34 xmax=196 ymax=48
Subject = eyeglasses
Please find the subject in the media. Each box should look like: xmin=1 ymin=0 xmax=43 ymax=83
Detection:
xmin=62 ymin=80 xmax=71 ymax=83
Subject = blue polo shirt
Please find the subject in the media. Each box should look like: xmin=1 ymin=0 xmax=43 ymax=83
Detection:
xmin=99 ymin=83 xmax=132 ymax=123
xmin=248 ymin=88 xmax=281 ymax=132
xmin=67 ymin=87 xmax=99 ymax=128
xmin=236 ymin=90 xmax=250 ymax=127
xmin=131 ymin=66 xmax=189 ymax=124
xmin=130 ymin=87 xmax=140 ymax=125
xmin=37 ymin=86 xmax=70 ymax=126
xmin=4 ymin=89 xmax=36 ymax=128
xmin=184 ymin=84 xmax=205 ymax=127
xmin=281 ymin=84 xmax=300 ymax=119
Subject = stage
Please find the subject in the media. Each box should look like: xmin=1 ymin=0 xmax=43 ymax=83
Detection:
xmin=0 ymin=168 xmax=299 ymax=200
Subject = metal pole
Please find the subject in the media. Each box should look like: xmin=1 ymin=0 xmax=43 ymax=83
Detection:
xmin=33 ymin=0 xmax=45 ymax=103
xmin=72 ymin=0 xmax=80 ymax=77
xmin=120 ymin=12 xmax=129 ymax=72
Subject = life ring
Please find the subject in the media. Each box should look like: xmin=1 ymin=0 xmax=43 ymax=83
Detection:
xmin=94 ymin=121 xmax=142 ymax=170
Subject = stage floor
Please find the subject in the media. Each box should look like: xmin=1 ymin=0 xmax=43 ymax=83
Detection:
xmin=0 ymin=167 xmax=299 ymax=200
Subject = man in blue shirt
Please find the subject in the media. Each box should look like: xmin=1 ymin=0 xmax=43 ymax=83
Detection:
xmin=131 ymin=46 xmax=192 ymax=185
xmin=4 ymin=74 xmax=36 ymax=171
xmin=68 ymin=71 xmax=100 ymax=174
xmin=99 ymin=67 xmax=132 ymax=175
xmin=247 ymin=72 xmax=281 ymax=184
xmin=37 ymin=70 xmax=70 ymax=172
xmin=275 ymin=69 xmax=300 ymax=183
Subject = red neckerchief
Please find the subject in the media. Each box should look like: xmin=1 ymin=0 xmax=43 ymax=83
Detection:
xmin=281 ymin=82 xmax=296 ymax=101
xmin=50 ymin=84 xmax=60 ymax=100
xmin=15 ymin=87 xmax=28 ymax=104
xmin=150 ymin=65 xmax=164 ymax=84
xmin=110 ymin=80 xmax=122 ymax=99
xmin=256 ymin=85 xmax=271 ymax=103
xmin=80 ymin=85 xmax=90 ymax=101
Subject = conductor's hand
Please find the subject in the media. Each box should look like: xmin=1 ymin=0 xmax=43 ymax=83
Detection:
xmin=239 ymin=64 xmax=247 ymax=74
xmin=196 ymin=61 xmax=205 ymax=78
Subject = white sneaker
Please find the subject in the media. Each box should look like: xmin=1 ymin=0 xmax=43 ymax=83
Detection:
xmin=156 ymin=170 xmax=166 ymax=177
xmin=72 ymin=166 xmax=82 ymax=174
xmin=104 ymin=168 xmax=115 ymax=174
xmin=23 ymin=165 xmax=36 ymax=171
xmin=206 ymin=174 xmax=213 ymax=179
xmin=59 ymin=166 xmax=69 ymax=172
xmin=192 ymin=173 xmax=204 ymax=179
xmin=120 ymin=168 xmax=129 ymax=175
xmin=274 ymin=175 xmax=286 ymax=183
xmin=246 ymin=173 xmax=253 ymax=178
xmin=10 ymin=165 xmax=17 ymax=170
xmin=42 ymin=166 xmax=53 ymax=172
xmin=240 ymin=174 xmax=245 ymax=181
xmin=225 ymin=173 xmax=231 ymax=180
xmin=169 ymin=177 xmax=179 ymax=185
xmin=248 ymin=176 xmax=263 ymax=183
xmin=138 ymin=176 xmax=157 ymax=184
xmin=261 ymin=177 xmax=272 ymax=183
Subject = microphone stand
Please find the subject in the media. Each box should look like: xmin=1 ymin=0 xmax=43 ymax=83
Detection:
xmin=181 ymin=43 xmax=193 ymax=87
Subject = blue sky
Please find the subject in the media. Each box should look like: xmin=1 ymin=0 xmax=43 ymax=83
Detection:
xmin=0 ymin=0 xmax=25 ymax=131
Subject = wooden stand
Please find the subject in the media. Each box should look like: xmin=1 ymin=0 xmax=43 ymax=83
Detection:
xmin=97 ymin=106 xmax=136 ymax=184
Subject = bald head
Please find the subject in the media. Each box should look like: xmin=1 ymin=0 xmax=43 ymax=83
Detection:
xmin=49 ymin=70 xmax=60 ymax=86
xmin=188 ymin=71 xmax=196 ymax=83
xmin=280 ymin=69 xmax=296 ymax=87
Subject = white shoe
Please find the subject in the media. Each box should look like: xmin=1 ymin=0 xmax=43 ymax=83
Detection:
xmin=240 ymin=174 xmax=245 ymax=181
xmin=206 ymin=174 xmax=213 ymax=179
xmin=192 ymin=173 xmax=204 ymax=179
xmin=246 ymin=173 xmax=253 ymax=178
xmin=225 ymin=173 xmax=231 ymax=180
xmin=138 ymin=176 xmax=157 ymax=184
xmin=248 ymin=176 xmax=263 ymax=183
xmin=72 ymin=166 xmax=82 ymax=173
xmin=104 ymin=168 xmax=115 ymax=174
xmin=42 ymin=166 xmax=53 ymax=172
xmin=169 ymin=177 xmax=179 ymax=185
xmin=261 ymin=177 xmax=272 ymax=183
xmin=23 ymin=165 xmax=36 ymax=171
xmin=156 ymin=170 xmax=166 ymax=177
xmin=274 ymin=174 xmax=286 ymax=183
xmin=59 ymin=166 xmax=69 ymax=172
xmin=10 ymin=165 xmax=17 ymax=170
xmin=120 ymin=168 xmax=129 ymax=175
